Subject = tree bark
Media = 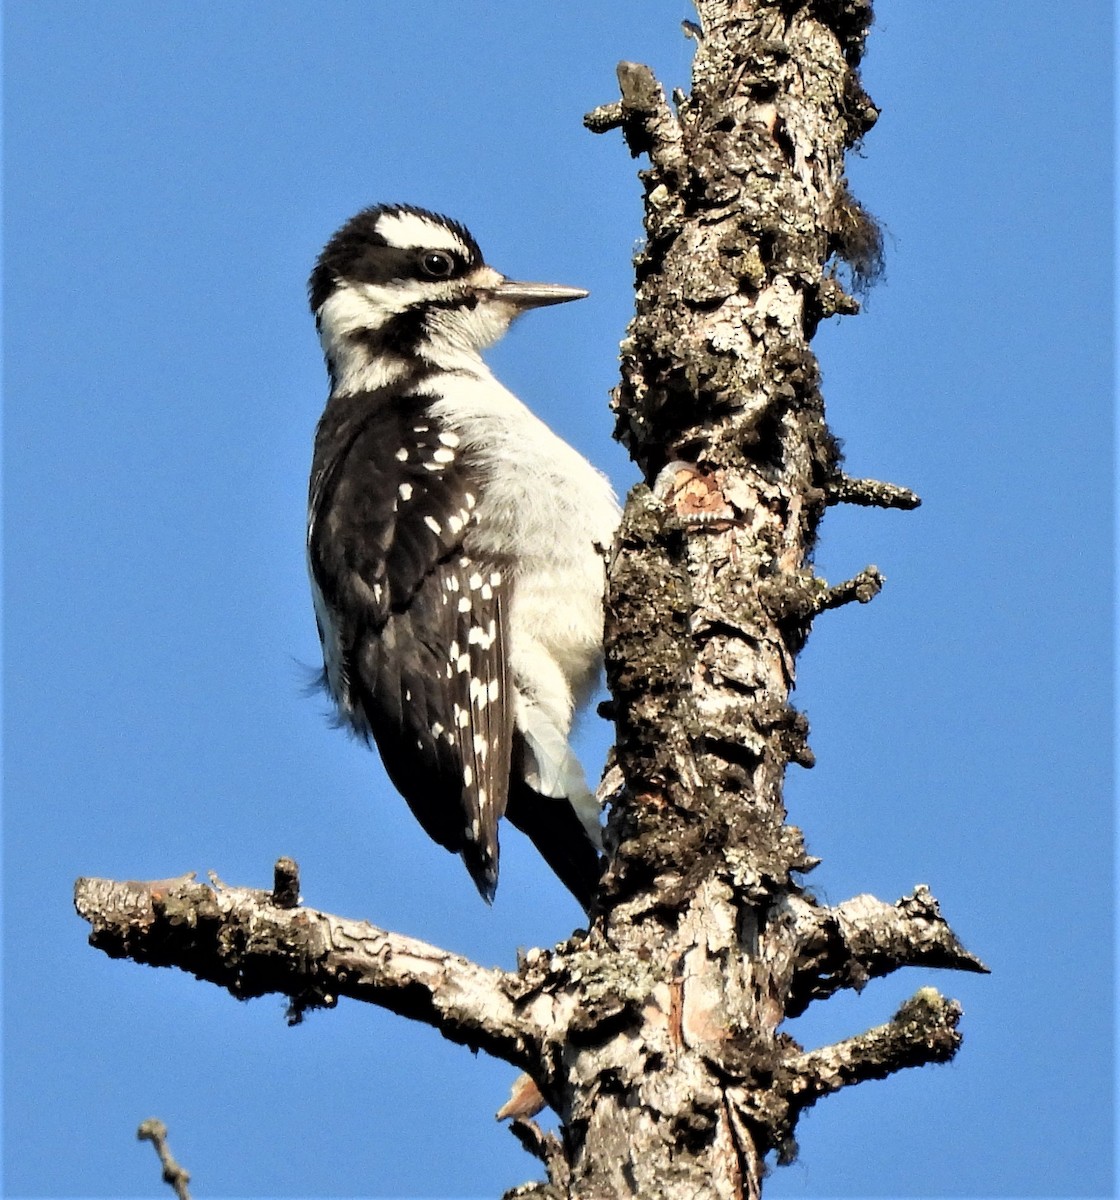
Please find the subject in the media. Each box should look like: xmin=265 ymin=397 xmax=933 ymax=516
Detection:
xmin=75 ymin=2 xmax=987 ymax=1197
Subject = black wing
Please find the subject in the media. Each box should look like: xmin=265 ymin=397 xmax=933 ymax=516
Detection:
xmin=308 ymin=387 xmax=514 ymax=898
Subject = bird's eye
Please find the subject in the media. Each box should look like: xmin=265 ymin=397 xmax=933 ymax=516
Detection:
xmin=420 ymin=251 xmax=456 ymax=279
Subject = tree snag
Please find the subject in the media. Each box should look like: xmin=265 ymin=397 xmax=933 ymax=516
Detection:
xmin=75 ymin=2 xmax=987 ymax=1197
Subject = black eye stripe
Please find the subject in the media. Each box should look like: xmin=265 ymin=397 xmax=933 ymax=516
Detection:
xmin=310 ymin=245 xmax=467 ymax=303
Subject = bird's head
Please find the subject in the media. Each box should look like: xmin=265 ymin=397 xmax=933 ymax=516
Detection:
xmin=310 ymin=205 xmax=586 ymax=384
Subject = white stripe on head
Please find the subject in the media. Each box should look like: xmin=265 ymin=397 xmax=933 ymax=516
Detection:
xmin=316 ymin=282 xmax=414 ymax=393
xmin=375 ymin=210 xmax=471 ymax=254
xmin=317 ymin=277 xmax=439 ymax=329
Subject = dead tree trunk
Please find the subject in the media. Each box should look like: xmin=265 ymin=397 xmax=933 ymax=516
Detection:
xmin=75 ymin=2 xmax=986 ymax=1197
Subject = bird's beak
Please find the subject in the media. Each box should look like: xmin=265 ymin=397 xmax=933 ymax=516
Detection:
xmin=494 ymin=279 xmax=589 ymax=310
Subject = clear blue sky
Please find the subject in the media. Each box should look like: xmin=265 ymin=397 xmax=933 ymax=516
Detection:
xmin=3 ymin=2 xmax=1113 ymax=1197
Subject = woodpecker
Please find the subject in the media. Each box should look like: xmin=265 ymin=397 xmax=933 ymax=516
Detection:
xmin=307 ymin=204 xmax=620 ymax=908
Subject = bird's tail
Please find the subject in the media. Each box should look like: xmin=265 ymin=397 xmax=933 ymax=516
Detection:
xmin=505 ymin=733 xmax=602 ymax=912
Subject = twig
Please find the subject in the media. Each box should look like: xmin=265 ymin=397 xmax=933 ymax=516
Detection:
xmin=271 ymin=856 xmax=300 ymax=908
xmin=823 ymin=566 xmax=884 ymax=608
xmin=585 ymin=61 xmax=686 ymax=183
xmin=137 ymin=1118 xmax=192 ymax=1200
xmin=508 ymin=1118 xmax=572 ymax=1194
xmin=584 ymin=101 xmax=624 ymax=133
xmin=761 ymin=566 xmax=884 ymax=621
xmin=827 ymin=473 xmax=922 ymax=510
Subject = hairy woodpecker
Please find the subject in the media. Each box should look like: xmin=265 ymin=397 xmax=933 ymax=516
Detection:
xmin=307 ymin=204 xmax=620 ymax=907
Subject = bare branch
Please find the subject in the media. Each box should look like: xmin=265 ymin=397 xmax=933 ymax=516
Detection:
xmin=583 ymin=101 xmax=624 ymax=134
xmin=681 ymin=19 xmax=703 ymax=42
xmin=784 ymin=988 xmax=964 ymax=1110
xmin=827 ymin=473 xmax=922 ymax=510
xmin=137 ymin=1118 xmax=191 ymax=1200
xmin=817 ymin=275 xmax=861 ymax=317
xmin=585 ymin=61 xmax=686 ymax=183
xmin=74 ymin=869 xmax=541 ymax=1067
xmin=787 ymin=887 xmax=989 ymax=1017
xmin=508 ymin=1118 xmax=572 ymax=1192
xmin=819 ymin=566 xmax=884 ymax=609
xmin=761 ymin=566 xmax=884 ymax=621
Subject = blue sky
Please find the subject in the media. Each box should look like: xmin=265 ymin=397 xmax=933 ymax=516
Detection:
xmin=3 ymin=2 xmax=1113 ymax=1198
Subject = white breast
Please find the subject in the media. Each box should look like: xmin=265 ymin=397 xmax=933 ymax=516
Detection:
xmin=425 ymin=367 xmax=620 ymax=714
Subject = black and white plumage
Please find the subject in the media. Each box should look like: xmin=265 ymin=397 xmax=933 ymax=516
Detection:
xmin=307 ymin=204 xmax=620 ymax=907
